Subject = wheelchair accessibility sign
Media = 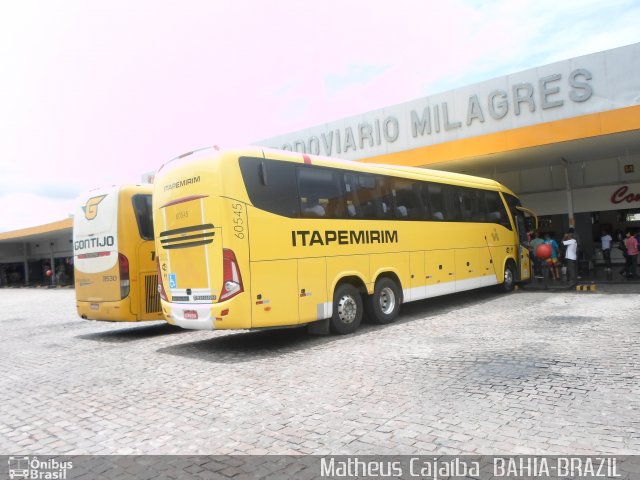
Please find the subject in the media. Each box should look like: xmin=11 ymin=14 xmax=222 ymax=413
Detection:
xmin=168 ymin=273 xmax=177 ymax=288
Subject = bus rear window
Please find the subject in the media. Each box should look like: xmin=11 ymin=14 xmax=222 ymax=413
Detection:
xmin=132 ymin=194 xmax=154 ymax=240
xmin=239 ymin=157 xmax=300 ymax=217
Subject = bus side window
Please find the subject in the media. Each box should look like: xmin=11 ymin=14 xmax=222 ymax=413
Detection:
xmin=444 ymin=186 xmax=462 ymax=221
xmin=325 ymin=179 xmax=348 ymax=218
xmin=424 ymin=183 xmax=446 ymax=221
xmin=458 ymin=187 xmax=485 ymax=222
xmin=355 ymin=174 xmax=377 ymax=219
xmin=297 ymin=167 xmax=344 ymax=219
xmin=485 ymin=190 xmax=513 ymax=229
xmin=378 ymin=177 xmax=393 ymax=219
xmin=471 ymin=189 xmax=487 ymax=222
xmin=343 ymin=174 xmax=361 ymax=218
xmin=393 ymin=179 xmax=425 ymax=220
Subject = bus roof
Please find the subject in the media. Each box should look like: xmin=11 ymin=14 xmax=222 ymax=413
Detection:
xmin=162 ymin=146 xmax=518 ymax=198
xmin=79 ymin=184 xmax=153 ymax=197
xmin=259 ymin=147 xmax=518 ymax=197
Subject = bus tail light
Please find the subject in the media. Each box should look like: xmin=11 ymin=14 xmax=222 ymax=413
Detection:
xmin=118 ymin=253 xmax=130 ymax=299
xmin=219 ymin=249 xmax=243 ymax=301
xmin=156 ymin=257 xmax=167 ymax=301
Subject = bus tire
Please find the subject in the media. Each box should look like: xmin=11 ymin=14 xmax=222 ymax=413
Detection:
xmin=365 ymin=277 xmax=401 ymax=324
xmin=330 ymin=284 xmax=363 ymax=335
xmin=501 ymin=261 xmax=516 ymax=292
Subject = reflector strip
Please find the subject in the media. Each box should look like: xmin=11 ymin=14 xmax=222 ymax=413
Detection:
xmin=160 ymin=195 xmax=209 ymax=209
xmin=163 ymin=239 xmax=213 ymax=250
xmin=160 ymin=232 xmax=214 ymax=244
xmin=77 ymin=251 xmax=111 ymax=259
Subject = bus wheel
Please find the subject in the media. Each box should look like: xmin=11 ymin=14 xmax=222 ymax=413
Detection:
xmin=366 ymin=277 xmax=401 ymax=324
xmin=330 ymin=284 xmax=363 ymax=334
xmin=501 ymin=261 xmax=516 ymax=292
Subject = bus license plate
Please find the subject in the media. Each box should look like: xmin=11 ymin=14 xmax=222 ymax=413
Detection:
xmin=90 ymin=303 xmax=99 ymax=311
xmin=184 ymin=310 xmax=198 ymax=320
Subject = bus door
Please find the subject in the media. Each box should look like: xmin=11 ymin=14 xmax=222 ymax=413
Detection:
xmin=512 ymin=208 xmax=532 ymax=281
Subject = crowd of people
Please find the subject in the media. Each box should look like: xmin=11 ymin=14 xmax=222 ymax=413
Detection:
xmin=608 ymin=230 xmax=639 ymax=279
xmin=0 ymin=259 xmax=73 ymax=288
xmin=528 ymin=228 xmax=639 ymax=282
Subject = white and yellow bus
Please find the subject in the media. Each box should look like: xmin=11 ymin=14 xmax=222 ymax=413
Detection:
xmin=74 ymin=185 xmax=163 ymax=322
xmin=153 ymin=147 xmax=535 ymax=334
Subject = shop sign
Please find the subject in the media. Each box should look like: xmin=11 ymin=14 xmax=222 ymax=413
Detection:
xmin=610 ymin=185 xmax=640 ymax=204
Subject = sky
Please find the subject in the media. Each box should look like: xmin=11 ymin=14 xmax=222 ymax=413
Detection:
xmin=1 ymin=0 xmax=640 ymax=232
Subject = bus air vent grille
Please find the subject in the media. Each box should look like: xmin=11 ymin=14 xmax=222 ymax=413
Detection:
xmin=145 ymin=274 xmax=162 ymax=313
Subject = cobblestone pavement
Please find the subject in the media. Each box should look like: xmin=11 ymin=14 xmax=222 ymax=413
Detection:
xmin=1 ymin=285 xmax=639 ymax=455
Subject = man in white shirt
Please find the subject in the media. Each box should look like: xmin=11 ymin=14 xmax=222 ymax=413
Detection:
xmin=562 ymin=232 xmax=578 ymax=282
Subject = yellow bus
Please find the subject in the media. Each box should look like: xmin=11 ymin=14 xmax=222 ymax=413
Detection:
xmin=153 ymin=147 xmax=535 ymax=334
xmin=74 ymin=185 xmax=163 ymax=322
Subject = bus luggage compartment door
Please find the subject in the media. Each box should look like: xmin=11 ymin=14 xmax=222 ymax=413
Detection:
xmin=250 ymin=259 xmax=298 ymax=328
xmin=298 ymin=257 xmax=327 ymax=324
xmin=425 ymin=249 xmax=456 ymax=297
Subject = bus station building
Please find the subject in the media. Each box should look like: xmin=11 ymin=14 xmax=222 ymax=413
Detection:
xmin=258 ymin=42 xmax=640 ymax=268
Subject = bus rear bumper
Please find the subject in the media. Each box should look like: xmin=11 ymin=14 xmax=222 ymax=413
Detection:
xmin=76 ymin=298 xmax=139 ymax=322
xmin=163 ymin=302 xmax=216 ymax=330
xmin=163 ymin=300 xmax=252 ymax=330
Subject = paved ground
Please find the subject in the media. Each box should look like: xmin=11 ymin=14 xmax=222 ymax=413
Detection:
xmin=1 ymin=285 xmax=639 ymax=455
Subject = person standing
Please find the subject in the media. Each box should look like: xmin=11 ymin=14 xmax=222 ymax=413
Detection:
xmin=600 ymin=230 xmax=612 ymax=271
xmin=625 ymin=231 xmax=639 ymax=279
xmin=618 ymin=232 xmax=630 ymax=278
xmin=562 ymin=232 xmax=578 ymax=282
xmin=55 ymin=264 xmax=65 ymax=286
xmin=530 ymin=231 xmax=545 ymax=278
xmin=544 ymin=233 xmax=560 ymax=280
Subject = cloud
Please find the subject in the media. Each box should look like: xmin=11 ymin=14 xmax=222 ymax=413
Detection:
xmin=36 ymin=183 xmax=84 ymax=201
xmin=1 ymin=0 xmax=639 ymax=232
xmin=325 ymin=65 xmax=391 ymax=95
xmin=254 ymin=0 xmax=640 ymax=138
xmin=0 ymin=193 xmax=75 ymax=233
xmin=0 ymin=172 xmax=84 ymax=201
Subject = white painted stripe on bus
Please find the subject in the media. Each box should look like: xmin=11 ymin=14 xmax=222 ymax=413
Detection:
xmin=403 ymin=281 xmax=455 ymax=302
xmin=201 ymin=197 xmax=211 ymax=291
xmin=318 ymin=275 xmax=500 ymax=321
xmin=403 ymin=275 xmax=498 ymax=303
xmin=454 ymin=275 xmax=499 ymax=292
xmin=162 ymin=208 xmax=171 ymax=277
